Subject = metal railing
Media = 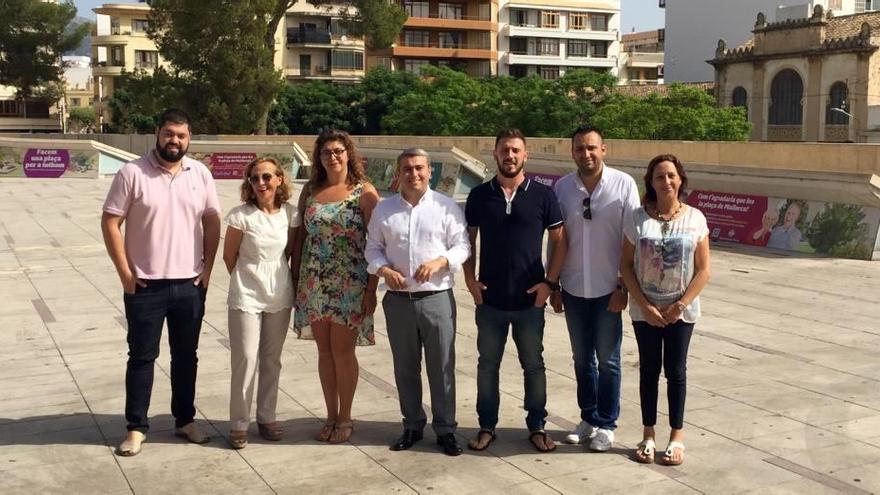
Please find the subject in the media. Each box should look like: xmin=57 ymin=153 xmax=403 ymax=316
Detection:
xmin=406 ymin=12 xmax=492 ymax=21
xmin=287 ymin=30 xmax=332 ymax=44
xmin=398 ymin=40 xmax=492 ymax=49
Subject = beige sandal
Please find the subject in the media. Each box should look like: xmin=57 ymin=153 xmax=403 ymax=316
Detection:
xmin=229 ymin=430 xmax=248 ymax=449
xmin=257 ymin=422 xmax=283 ymax=442
xmin=117 ymin=431 xmax=146 ymax=457
xmin=634 ymin=439 xmax=656 ymax=464
xmin=328 ymin=422 xmax=353 ymax=444
xmin=315 ymin=422 xmax=335 ymax=442
xmin=662 ymin=441 xmax=685 ymax=466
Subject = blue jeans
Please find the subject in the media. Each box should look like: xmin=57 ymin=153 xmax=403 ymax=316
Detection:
xmin=561 ymin=290 xmax=622 ymax=430
xmin=475 ymin=304 xmax=547 ymax=432
xmin=123 ymin=278 xmax=207 ymax=432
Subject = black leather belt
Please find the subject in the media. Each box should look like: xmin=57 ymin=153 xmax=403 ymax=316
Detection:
xmin=388 ymin=289 xmax=450 ymax=300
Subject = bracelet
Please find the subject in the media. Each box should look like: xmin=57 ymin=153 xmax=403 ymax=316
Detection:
xmin=543 ymin=278 xmax=561 ymax=292
xmin=674 ymin=301 xmax=687 ymax=312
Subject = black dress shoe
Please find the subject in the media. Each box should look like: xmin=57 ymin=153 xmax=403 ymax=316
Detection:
xmin=436 ymin=433 xmax=463 ymax=456
xmin=390 ymin=429 xmax=423 ymax=451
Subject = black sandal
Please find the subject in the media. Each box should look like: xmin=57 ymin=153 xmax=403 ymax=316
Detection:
xmin=467 ymin=429 xmax=497 ymax=451
xmin=529 ymin=430 xmax=557 ymax=452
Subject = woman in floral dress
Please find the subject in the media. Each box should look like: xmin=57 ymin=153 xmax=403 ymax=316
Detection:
xmin=291 ymin=129 xmax=379 ymax=444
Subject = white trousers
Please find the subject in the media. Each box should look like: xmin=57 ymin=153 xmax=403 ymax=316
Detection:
xmin=228 ymin=308 xmax=290 ymax=431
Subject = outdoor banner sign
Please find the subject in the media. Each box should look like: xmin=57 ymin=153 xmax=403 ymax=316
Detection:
xmin=208 ymin=152 xmax=257 ymax=179
xmin=0 ymin=146 xmax=98 ymax=179
xmin=687 ymin=189 xmax=880 ymax=260
xmin=525 ymin=172 xmax=562 ymax=189
xmin=23 ymin=149 xmax=69 ymax=178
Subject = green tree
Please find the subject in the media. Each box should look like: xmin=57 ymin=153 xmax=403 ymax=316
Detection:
xmin=805 ymin=203 xmax=868 ymax=255
xmin=268 ymin=82 xmax=362 ymax=134
xmin=358 ymin=67 xmax=418 ymax=134
xmin=67 ymin=106 xmax=97 ymax=133
xmin=592 ymin=84 xmax=750 ymax=141
xmin=323 ymin=0 xmax=407 ymax=49
xmin=0 ymin=0 xmax=89 ymax=117
xmin=105 ymin=68 xmax=184 ymax=133
xmin=382 ymin=66 xmax=484 ymax=135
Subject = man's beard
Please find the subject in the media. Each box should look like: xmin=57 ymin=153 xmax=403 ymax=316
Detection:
xmin=156 ymin=140 xmax=187 ymax=162
xmin=497 ymin=159 xmax=524 ymax=178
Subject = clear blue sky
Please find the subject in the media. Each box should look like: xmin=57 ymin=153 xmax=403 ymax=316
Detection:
xmin=74 ymin=0 xmax=665 ymax=32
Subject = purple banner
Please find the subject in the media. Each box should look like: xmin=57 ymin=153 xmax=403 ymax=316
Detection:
xmin=23 ymin=149 xmax=69 ymax=178
xmin=525 ymin=172 xmax=562 ymax=189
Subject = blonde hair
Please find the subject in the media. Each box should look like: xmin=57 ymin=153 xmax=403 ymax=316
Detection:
xmin=240 ymin=156 xmax=291 ymax=208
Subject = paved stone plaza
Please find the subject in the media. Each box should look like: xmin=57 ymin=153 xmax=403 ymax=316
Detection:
xmin=1 ymin=178 xmax=879 ymax=494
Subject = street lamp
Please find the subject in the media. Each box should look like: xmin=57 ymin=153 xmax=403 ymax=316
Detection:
xmin=831 ymin=107 xmax=860 ymax=143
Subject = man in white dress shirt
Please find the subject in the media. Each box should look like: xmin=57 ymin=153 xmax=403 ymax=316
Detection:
xmin=366 ymin=148 xmax=470 ymax=456
xmin=550 ymin=125 xmax=640 ymax=451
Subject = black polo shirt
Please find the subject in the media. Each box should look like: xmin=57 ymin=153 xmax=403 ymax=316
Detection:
xmin=465 ymin=177 xmax=563 ymax=311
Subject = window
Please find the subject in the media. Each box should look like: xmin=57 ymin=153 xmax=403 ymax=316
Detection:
xmin=541 ymin=11 xmax=559 ymax=28
xmin=590 ymin=14 xmax=608 ymax=31
xmin=568 ymin=40 xmax=589 ymax=57
xmin=403 ymin=30 xmax=430 ymax=47
xmin=330 ymin=19 xmax=349 ymax=37
xmin=539 ymin=66 xmax=560 ymax=80
xmin=0 ymin=100 xmax=18 ymax=116
xmin=475 ymin=60 xmax=491 ymax=77
xmin=509 ymin=37 xmax=527 ymax=53
xmin=134 ymin=50 xmax=158 ymax=69
xmin=110 ymin=18 xmax=121 ymax=35
xmin=539 ymin=38 xmax=559 ymax=56
xmin=509 ymin=65 xmax=528 ymax=78
xmin=826 ymin=82 xmax=849 ymax=124
xmin=438 ymin=32 xmax=461 ymax=48
xmin=590 ymin=41 xmax=607 ymax=58
xmin=769 ymin=69 xmax=803 ymax=125
xmin=331 ymin=50 xmax=364 ymax=70
xmin=71 ymin=98 xmax=81 ymax=107
xmin=110 ymin=45 xmax=125 ymax=66
xmin=438 ymin=2 xmax=463 ymax=19
xmin=510 ymin=8 xmax=527 ymax=26
xmin=132 ymin=19 xmax=149 ymax=33
xmin=404 ymin=59 xmax=430 ymax=74
xmin=570 ymin=13 xmax=587 ymax=30
xmin=732 ymin=86 xmax=748 ymax=110
xmin=404 ymin=1 xmax=429 ymax=17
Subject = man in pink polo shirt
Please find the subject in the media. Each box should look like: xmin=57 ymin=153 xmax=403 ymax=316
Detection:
xmin=101 ymin=108 xmax=221 ymax=456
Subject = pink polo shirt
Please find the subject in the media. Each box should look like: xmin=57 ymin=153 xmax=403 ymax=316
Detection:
xmin=103 ymin=151 xmax=221 ymax=280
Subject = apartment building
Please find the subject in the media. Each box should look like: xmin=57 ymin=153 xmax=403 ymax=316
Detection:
xmin=617 ymin=29 xmax=664 ymax=85
xmin=664 ymin=0 xmax=878 ymax=82
xmin=367 ymin=0 xmax=498 ymax=77
xmin=497 ymin=0 xmax=620 ymax=80
xmin=279 ymin=2 xmax=366 ymax=82
xmin=91 ymin=3 xmax=164 ymax=127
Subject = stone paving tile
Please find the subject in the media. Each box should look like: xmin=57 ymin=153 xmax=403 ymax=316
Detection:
xmin=2 ymin=179 xmax=880 ymax=493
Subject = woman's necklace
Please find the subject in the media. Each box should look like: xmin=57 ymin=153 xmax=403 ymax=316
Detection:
xmin=653 ymin=201 xmax=683 ymax=238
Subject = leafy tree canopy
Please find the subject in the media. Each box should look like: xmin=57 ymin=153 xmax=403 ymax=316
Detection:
xmin=0 ymin=0 xmax=89 ymax=109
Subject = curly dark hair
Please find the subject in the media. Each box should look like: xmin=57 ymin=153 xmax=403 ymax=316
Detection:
xmin=309 ymin=129 xmax=366 ymax=188
xmin=643 ymin=153 xmax=689 ymax=206
xmin=239 ymin=156 xmax=291 ymax=208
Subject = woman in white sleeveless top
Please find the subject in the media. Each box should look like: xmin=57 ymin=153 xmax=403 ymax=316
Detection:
xmin=222 ymin=157 xmax=299 ymax=449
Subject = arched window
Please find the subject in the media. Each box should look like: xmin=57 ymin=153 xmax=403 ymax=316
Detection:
xmin=731 ymin=86 xmax=748 ymax=113
xmin=826 ymin=82 xmax=849 ymax=125
xmin=769 ymin=69 xmax=803 ymax=125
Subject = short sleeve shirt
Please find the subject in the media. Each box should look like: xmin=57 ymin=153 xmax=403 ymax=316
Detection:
xmin=102 ymin=151 xmax=221 ymax=279
xmin=465 ymin=177 xmax=563 ymax=310
xmin=225 ymin=202 xmax=299 ymax=313
xmin=624 ymin=205 xmax=709 ymax=323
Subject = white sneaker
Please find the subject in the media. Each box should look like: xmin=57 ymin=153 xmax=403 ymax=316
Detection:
xmin=564 ymin=421 xmax=597 ymax=444
xmin=589 ymin=428 xmax=614 ymax=452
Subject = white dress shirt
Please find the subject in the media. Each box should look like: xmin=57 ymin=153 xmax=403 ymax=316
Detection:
xmin=554 ymin=165 xmax=640 ymax=298
xmin=366 ymin=189 xmax=470 ymax=292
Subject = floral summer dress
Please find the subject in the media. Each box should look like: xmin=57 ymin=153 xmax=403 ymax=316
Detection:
xmin=293 ymin=183 xmax=375 ymax=346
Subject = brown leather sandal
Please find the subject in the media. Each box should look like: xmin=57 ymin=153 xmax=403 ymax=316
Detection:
xmin=229 ymin=430 xmax=248 ymax=449
xmin=257 ymin=422 xmax=283 ymax=442
xmin=328 ymin=422 xmax=353 ymax=444
xmin=315 ymin=422 xmax=335 ymax=442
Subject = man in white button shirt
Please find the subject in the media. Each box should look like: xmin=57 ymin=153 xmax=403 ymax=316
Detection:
xmin=366 ymin=148 xmax=470 ymax=456
xmin=550 ymin=125 xmax=640 ymax=452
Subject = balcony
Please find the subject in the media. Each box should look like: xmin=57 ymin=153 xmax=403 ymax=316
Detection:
xmin=392 ymin=40 xmax=494 ymax=59
xmin=507 ymin=51 xmax=615 ymax=68
xmin=624 ymin=51 xmax=664 ymax=68
xmin=505 ymin=24 xmax=617 ymax=41
xmin=92 ymin=34 xmax=133 ymax=44
xmin=92 ymin=61 xmax=126 ymax=76
xmin=287 ymin=30 xmax=332 ymax=46
xmin=285 ymin=66 xmax=364 ymax=81
xmin=404 ymin=13 xmax=495 ymax=31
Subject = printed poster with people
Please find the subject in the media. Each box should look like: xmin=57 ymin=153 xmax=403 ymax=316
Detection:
xmin=687 ymin=190 xmax=880 ymax=260
xmin=0 ymin=146 xmax=98 ymax=179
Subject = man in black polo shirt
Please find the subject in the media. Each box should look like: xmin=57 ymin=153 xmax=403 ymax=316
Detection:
xmin=463 ymin=129 xmax=567 ymax=452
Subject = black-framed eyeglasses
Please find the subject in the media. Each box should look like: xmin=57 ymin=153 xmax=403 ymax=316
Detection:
xmin=582 ymin=197 xmax=592 ymax=220
xmin=248 ymin=173 xmax=275 ymax=184
xmin=320 ymin=148 xmax=346 ymax=159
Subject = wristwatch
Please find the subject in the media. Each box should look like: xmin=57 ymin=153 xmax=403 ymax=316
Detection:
xmin=616 ymin=283 xmax=628 ymax=295
xmin=543 ymin=278 xmax=561 ymax=292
